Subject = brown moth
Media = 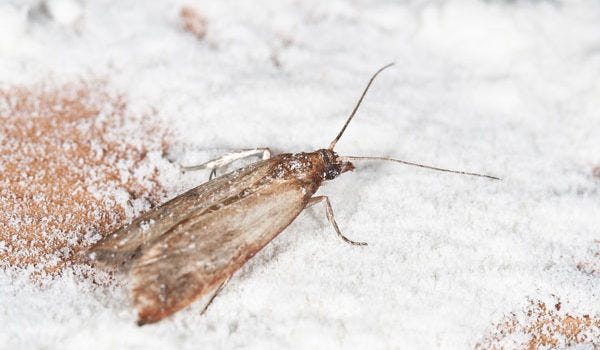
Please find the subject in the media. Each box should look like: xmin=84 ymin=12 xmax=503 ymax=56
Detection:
xmin=86 ymin=63 xmax=499 ymax=325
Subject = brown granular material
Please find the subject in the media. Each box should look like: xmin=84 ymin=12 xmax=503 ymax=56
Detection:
xmin=576 ymin=240 xmax=600 ymax=278
xmin=180 ymin=5 xmax=207 ymax=40
xmin=476 ymin=298 xmax=600 ymax=349
xmin=0 ymin=81 xmax=168 ymax=274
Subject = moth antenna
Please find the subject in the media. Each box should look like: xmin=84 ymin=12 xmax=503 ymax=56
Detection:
xmin=340 ymin=156 xmax=501 ymax=180
xmin=328 ymin=63 xmax=395 ymax=150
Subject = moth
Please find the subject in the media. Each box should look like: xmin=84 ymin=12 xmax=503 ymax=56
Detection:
xmin=86 ymin=63 xmax=499 ymax=325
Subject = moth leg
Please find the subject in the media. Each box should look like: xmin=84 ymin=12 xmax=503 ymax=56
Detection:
xmin=200 ymin=276 xmax=230 ymax=316
xmin=306 ymin=196 xmax=368 ymax=246
xmin=182 ymin=148 xmax=272 ymax=179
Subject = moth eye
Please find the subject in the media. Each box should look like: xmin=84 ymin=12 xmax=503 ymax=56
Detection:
xmin=324 ymin=165 xmax=341 ymax=180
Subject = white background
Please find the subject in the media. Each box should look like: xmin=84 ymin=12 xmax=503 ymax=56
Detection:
xmin=1 ymin=0 xmax=599 ymax=348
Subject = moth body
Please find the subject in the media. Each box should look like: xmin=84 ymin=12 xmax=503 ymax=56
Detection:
xmin=85 ymin=63 xmax=498 ymax=325
xmin=88 ymin=149 xmax=354 ymax=324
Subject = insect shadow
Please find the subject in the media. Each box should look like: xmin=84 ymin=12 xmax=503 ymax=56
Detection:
xmin=85 ymin=63 xmax=500 ymax=325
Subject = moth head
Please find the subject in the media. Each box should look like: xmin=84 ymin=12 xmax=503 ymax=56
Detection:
xmin=317 ymin=149 xmax=355 ymax=180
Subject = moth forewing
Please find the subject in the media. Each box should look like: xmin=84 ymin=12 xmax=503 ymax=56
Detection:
xmin=132 ymin=180 xmax=312 ymax=324
xmin=87 ymin=158 xmax=280 ymax=268
xmin=89 ymin=152 xmax=333 ymax=325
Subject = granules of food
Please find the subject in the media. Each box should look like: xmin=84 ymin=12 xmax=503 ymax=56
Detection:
xmin=476 ymin=298 xmax=600 ymax=349
xmin=180 ymin=5 xmax=207 ymax=40
xmin=0 ymin=81 xmax=168 ymax=274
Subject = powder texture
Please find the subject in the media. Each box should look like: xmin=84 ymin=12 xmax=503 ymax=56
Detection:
xmin=477 ymin=298 xmax=600 ymax=349
xmin=0 ymin=81 xmax=167 ymax=274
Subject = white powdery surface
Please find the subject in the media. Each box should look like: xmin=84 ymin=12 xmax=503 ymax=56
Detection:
xmin=1 ymin=0 xmax=600 ymax=349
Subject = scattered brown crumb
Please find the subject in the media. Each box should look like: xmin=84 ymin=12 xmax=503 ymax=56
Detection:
xmin=180 ymin=5 xmax=207 ymax=40
xmin=270 ymin=52 xmax=282 ymax=68
xmin=270 ymin=35 xmax=294 ymax=69
xmin=476 ymin=298 xmax=600 ymax=349
xmin=593 ymin=166 xmax=600 ymax=178
xmin=0 ymin=80 xmax=169 ymax=274
xmin=576 ymin=240 xmax=600 ymax=277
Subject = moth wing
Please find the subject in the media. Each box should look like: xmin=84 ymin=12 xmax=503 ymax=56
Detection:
xmin=87 ymin=158 xmax=281 ymax=268
xmin=131 ymin=178 xmax=312 ymax=325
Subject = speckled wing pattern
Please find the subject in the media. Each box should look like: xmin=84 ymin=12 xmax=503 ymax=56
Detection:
xmin=90 ymin=158 xmax=282 ymax=267
xmin=88 ymin=155 xmax=316 ymax=324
